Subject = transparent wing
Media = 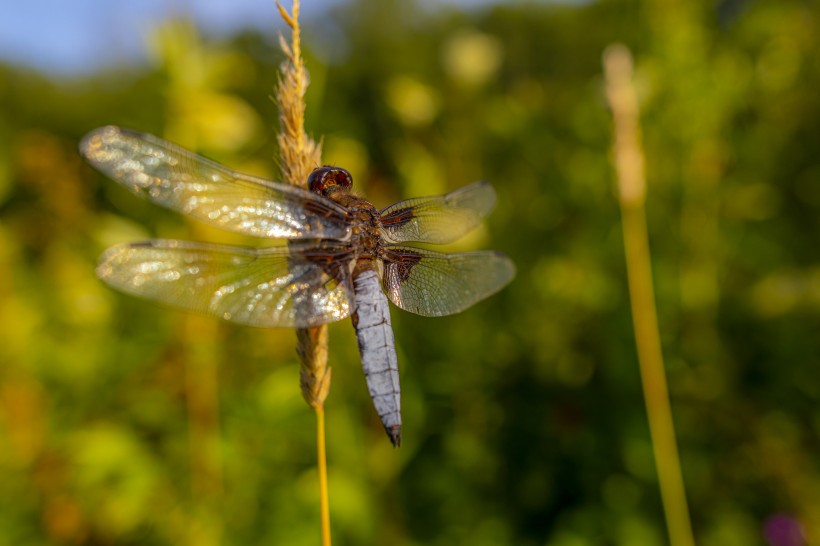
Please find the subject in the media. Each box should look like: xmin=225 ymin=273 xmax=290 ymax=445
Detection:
xmin=379 ymin=181 xmax=497 ymax=244
xmin=381 ymin=246 xmax=515 ymax=316
xmin=97 ymin=240 xmax=354 ymax=328
xmin=81 ymin=126 xmax=351 ymax=240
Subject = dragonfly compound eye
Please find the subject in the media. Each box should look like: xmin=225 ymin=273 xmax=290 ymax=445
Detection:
xmin=308 ymin=166 xmax=353 ymax=195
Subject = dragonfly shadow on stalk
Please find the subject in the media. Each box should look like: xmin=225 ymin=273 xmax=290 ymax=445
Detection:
xmin=81 ymin=125 xmax=515 ymax=446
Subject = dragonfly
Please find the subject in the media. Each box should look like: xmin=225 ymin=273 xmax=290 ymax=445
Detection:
xmin=81 ymin=125 xmax=515 ymax=447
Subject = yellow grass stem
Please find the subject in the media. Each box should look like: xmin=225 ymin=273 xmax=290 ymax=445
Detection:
xmin=603 ymin=44 xmax=696 ymax=546
xmin=274 ymin=2 xmax=331 ymax=544
xmin=316 ymin=406 xmax=331 ymax=546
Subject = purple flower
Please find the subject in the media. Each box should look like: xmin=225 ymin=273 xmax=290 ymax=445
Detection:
xmin=764 ymin=514 xmax=805 ymax=546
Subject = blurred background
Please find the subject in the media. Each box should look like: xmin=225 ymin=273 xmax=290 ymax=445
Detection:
xmin=1 ymin=0 xmax=818 ymax=545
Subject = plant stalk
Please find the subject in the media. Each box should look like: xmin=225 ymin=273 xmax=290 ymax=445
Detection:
xmin=275 ymin=2 xmax=332 ymax=544
xmin=316 ymin=406 xmax=331 ymax=546
xmin=603 ymin=44 xmax=695 ymax=546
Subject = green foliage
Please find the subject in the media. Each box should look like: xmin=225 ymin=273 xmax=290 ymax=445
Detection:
xmin=1 ymin=1 xmax=819 ymax=544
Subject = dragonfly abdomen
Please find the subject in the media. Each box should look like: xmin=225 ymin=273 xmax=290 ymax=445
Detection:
xmin=351 ymin=266 xmax=402 ymax=447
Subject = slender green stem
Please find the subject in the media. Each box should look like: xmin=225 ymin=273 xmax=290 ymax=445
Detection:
xmin=604 ymin=44 xmax=695 ymax=546
xmin=316 ymin=406 xmax=331 ymax=546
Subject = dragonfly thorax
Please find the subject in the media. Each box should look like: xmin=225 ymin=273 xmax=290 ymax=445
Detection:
xmin=346 ymin=199 xmax=384 ymax=255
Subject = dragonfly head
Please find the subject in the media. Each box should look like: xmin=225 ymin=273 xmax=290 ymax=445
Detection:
xmin=308 ymin=166 xmax=353 ymax=196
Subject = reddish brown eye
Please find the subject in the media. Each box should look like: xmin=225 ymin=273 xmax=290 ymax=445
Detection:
xmin=307 ymin=167 xmax=330 ymax=194
xmin=333 ymin=168 xmax=353 ymax=190
xmin=307 ymin=166 xmax=353 ymax=195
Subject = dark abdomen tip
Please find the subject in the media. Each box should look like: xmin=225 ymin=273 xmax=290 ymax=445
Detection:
xmin=386 ymin=425 xmax=402 ymax=448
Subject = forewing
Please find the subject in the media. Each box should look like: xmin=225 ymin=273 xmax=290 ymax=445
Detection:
xmin=81 ymin=126 xmax=351 ymax=240
xmin=379 ymin=181 xmax=497 ymax=244
xmin=97 ymin=240 xmax=354 ymax=328
xmin=382 ymin=246 xmax=515 ymax=316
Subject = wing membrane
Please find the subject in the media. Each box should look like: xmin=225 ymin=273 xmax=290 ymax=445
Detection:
xmin=382 ymin=246 xmax=515 ymax=316
xmin=81 ymin=126 xmax=351 ymax=240
xmin=379 ymin=181 xmax=497 ymax=244
xmin=97 ymin=240 xmax=354 ymax=328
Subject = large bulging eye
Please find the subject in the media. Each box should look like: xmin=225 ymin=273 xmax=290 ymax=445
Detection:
xmin=308 ymin=166 xmax=353 ymax=195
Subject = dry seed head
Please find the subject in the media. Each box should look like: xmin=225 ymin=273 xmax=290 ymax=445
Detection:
xmin=275 ymin=0 xmax=329 ymax=409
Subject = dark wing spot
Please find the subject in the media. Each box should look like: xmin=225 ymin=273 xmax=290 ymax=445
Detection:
xmin=385 ymin=249 xmax=423 ymax=284
xmin=381 ymin=207 xmax=416 ymax=228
